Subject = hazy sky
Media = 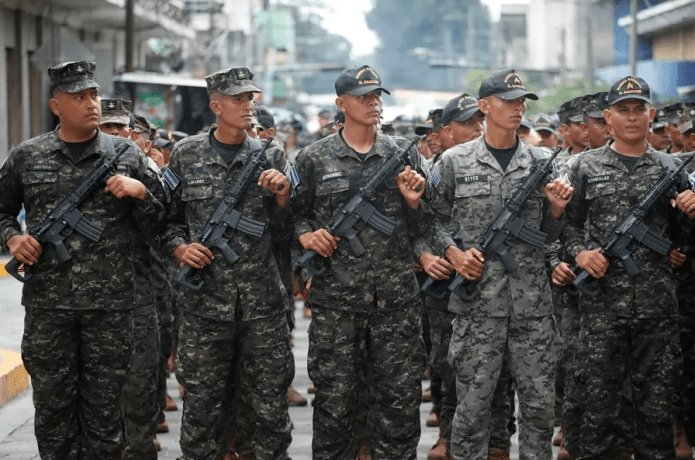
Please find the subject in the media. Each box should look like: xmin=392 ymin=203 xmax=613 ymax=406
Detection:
xmin=320 ymin=0 xmax=530 ymax=57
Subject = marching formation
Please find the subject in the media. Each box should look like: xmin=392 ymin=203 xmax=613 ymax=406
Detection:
xmin=1 ymin=58 xmax=695 ymax=460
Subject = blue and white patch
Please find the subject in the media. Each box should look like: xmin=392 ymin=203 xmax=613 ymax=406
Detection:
xmin=431 ymin=170 xmax=441 ymax=188
xmin=285 ymin=162 xmax=300 ymax=190
xmin=689 ymin=171 xmax=695 ymax=191
xmin=162 ymin=167 xmax=180 ymax=190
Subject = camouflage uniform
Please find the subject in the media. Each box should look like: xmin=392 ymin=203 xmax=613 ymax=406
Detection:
xmin=161 ymin=128 xmax=293 ymax=460
xmin=0 ymin=128 xmax=164 ymax=460
xmin=429 ymin=136 xmax=565 ymax=460
xmin=292 ymin=130 xmax=428 ymax=460
xmin=561 ymin=143 xmax=689 ymax=459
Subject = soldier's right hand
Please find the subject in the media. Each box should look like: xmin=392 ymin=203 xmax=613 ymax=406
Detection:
xmin=299 ymin=229 xmax=340 ymax=257
xmin=173 ymin=243 xmax=214 ymax=269
xmin=6 ymin=235 xmax=42 ymax=265
xmin=446 ymin=245 xmax=485 ymax=281
xmin=420 ymin=252 xmax=454 ymax=280
xmin=575 ymin=248 xmax=608 ymax=279
xmin=551 ymin=262 xmax=576 ymax=286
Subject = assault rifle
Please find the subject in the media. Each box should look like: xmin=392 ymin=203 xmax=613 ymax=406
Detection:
xmin=6 ymin=138 xmax=130 ymax=282
xmin=175 ymin=137 xmax=275 ymax=291
xmin=448 ymin=147 xmax=562 ymax=301
xmin=298 ymin=135 xmax=423 ymax=276
xmin=571 ymin=155 xmax=692 ymax=297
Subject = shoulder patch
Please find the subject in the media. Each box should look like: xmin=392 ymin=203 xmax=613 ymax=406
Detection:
xmin=431 ymin=170 xmax=441 ymax=188
xmin=162 ymin=167 xmax=180 ymax=190
xmin=689 ymin=171 xmax=695 ymax=191
xmin=285 ymin=162 xmax=300 ymax=189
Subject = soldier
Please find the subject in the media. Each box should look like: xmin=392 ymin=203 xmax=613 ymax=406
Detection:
xmin=664 ymin=102 xmax=686 ymax=153
xmin=558 ymin=97 xmax=589 ymax=157
xmin=131 ymin=113 xmax=155 ymax=155
xmin=428 ymin=68 xmax=572 ymax=460
xmin=292 ymin=65 xmax=428 ymax=460
xmin=648 ymin=108 xmax=672 ymax=152
xmin=0 ymin=61 xmax=164 ymax=460
xmin=533 ymin=113 xmax=559 ymax=150
xmin=438 ymin=94 xmax=485 ymax=151
xmin=677 ymin=106 xmax=695 ymax=153
xmin=256 ymin=105 xmax=276 ymax=140
xmin=559 ymin=76 xmax=695 ymax=460
xmin=160 ymin=67 xmax=293 ymax=460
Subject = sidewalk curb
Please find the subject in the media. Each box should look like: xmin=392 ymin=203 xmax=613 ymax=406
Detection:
xmin=0 ymin=349 xmax=30 ymax=407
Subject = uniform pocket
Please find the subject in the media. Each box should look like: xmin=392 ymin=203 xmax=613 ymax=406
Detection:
xmin=181 ymin=182 xmax=213 ymax=201
xmin=316 ymin=176 xmax=350 ymax=196
xmin=455 ymin=180 xmax=491 ymax=198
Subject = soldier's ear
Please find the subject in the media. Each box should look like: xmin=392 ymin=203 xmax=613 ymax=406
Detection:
xmin=49 ymin=97 xmax=61 ymax=117
xmin=209 ymin=100 xmax=221 ymax=117
xmin=335 ymin=96 xmax=346 ymax=113
xmin=478 ymin=98 xmax=490 ymax=116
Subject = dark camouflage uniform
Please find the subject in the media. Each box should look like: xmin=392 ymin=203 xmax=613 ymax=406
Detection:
xmin=561 ymin=143 xmax=689 ymax=459
xmin=0 ymin=128 xmax=164 ymax=460
xmin=161 ymin=128 xmax=293 ymax=460
xmin=429 ymin=136 xmax=565 ymax=460
xmin=292 ymin=130 xmax=428 ymax=460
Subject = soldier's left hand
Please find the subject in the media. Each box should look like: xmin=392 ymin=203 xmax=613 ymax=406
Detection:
xmin=544 ymin=178 xmax=573 ymax=219
xmin=671 ymin=248 xmax=687 ymax=268
xmin=105 ymin=174 xmax=147 ymax=200
xmin=259 ymin=169 xmax=290 ymax=207
xmin=551 ymin=262 xmax=576 ymax=286
xmin=397 ymin=165 xmax=425 ymax=209
xmin=672 ymin=190 xmax=695 ymax=219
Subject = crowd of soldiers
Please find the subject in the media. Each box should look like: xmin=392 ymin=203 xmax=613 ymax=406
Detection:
xmin=1 ymin=58 xmax=695 ymax=460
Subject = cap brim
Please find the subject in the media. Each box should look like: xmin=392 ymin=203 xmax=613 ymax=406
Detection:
xmin=213 ymin=84 xmax=262 ymax=96
xmin=496 ymin=89 xmax=538 ymax=101
xmin=415 ymin=123 xmax=433 ymax=135
xmin=609 ymin=95 xmax=651 ymax=106
xmin=344 ymin=85 xmax=391 ymax=97
xmin=584 ymin=110 xmax=605 ymax=119
xmin=535 ymin=126 xmax=557 ymax=135
xmin=448 ymin=107 xmax=481 ymax=124
xmin=57 ymin=81 xmax=101 ymax=94
xmin=100 ymin=114 xmax=130 ymax=125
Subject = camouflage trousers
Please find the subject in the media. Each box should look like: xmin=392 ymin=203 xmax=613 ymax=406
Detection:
xmin=21 ymin=307 xmax=133 ymax=460
xmin=448 ymin=314 xmax=558 ymax=460
xmin=308 ymin=305 xmax=426 ymax=460
xmin=489 ymin=348 xmax=514 ymax=451
xmin=176 ymin=310 xmax=293 ymax=460
xmin=577 ymin=314 xmax=680 ymax=460
xmin=426 ymin=307 xmax=457 ymax=449
xmin=122 ymin=304 xmax=161 ymax=460
xmin=560 ymin=303 xmax=582 ymax=458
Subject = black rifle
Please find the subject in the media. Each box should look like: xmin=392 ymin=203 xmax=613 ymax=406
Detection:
xmin=448 ymin=147 xmax=562 ymax=301
xmin=420 ymin=228 xmax=463 ymax=301
xmin=571 ymin=155 xmax=692 ymax=297
xmin=175 ymin=137 xmax=275 ymax=291
xmin=298 ymin=135 xmax=423 ymax=276
xmin=6 ymin=139 xmax=130 ymax=282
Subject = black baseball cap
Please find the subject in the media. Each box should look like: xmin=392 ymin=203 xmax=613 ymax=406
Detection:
xmin=479 ymin=69 xmax=538 ymax=101
xmin=335 ymin=65 xmax=390 ymax=97
xmin=255 ymin=105 xmax=275 ymax=129
xmin=607 ymin=76 xmax=651 ymax=105
xmin=533 ymin=113 xmax=557 ymax=134
xmin=441 ymin=94 xmax=481 ymax=126
xmin=415 ymin=109 xmax=443 ymax=135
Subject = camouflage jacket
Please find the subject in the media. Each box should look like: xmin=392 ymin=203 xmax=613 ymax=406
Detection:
xmin=291 ymin=130 xmax=429 ymax=313
xmin=0 ymin=127 xmax=165 ymax=310
xmin=561 ymin=142 xmax=691 ymax=318
xmin=429 ymin=136 xmax=565 ymax=318
xmin=161 ymin=128 xmax=290 ymax=321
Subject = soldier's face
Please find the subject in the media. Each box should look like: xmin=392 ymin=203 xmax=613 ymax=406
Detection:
xmin=336 ymin=90 xmax=382 ymax=127
xmin=665 ymin=124 xmax=684 ymax=149
xmin=583 ymin=117 xmax=612 ymax=150
xmin=604 ymin=100 xmax=655 ymax=145
xmin=648 ymin=127 xmax=671 ymax=151
xmin=100 ymin=122 xmax=132 ymax=139
xmin=480 ymin=96 xmax=526 ymax=132
xmin=447 ymin=112 xmax=485 ymax=145
xmin=210 ymin=92 xmax=255 ymax=133
xmin=537 ymin=130 xmax=558 ymax=149
xmin=50 ymin=88 xmax=101 ymax=134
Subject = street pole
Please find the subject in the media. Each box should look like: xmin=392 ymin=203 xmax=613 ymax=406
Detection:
xmin=629 ymin=0 xmax=638 ymax=75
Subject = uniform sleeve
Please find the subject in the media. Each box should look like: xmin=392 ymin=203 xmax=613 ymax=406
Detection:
xmin=559 ymin=159 xmax=588 ymax=262
xmin=428 ymin=154 xmax=464 ymax=254
xmin=0 ymin=149 xmax=24 ymax=247
xmin=291 ymin=149 xmax=319 ymax=244
xmin=265 ymin=146 xmax=293 ymax=244
xmin=160 ymin=148 xmax=189 ymax=257
xmin=129 ymin=144 xmax=167 ymax=245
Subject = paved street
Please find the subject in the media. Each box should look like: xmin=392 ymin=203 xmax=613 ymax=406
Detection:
xmin=0 ymin=275 xmax=559 ymax=459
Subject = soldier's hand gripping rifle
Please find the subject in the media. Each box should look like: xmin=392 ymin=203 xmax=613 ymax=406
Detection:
xmin=448 ymin=148 xmax=562 ymax=301
xmin=6 ymin=141 xmax=130 ymax=283
xmin=298 ymin=136 xmax=423 ymax=276
xmin=420 ymin=229 xmax=463 ymax=301
xmin=570 ymin=155 xmax=693 ymax=297
xmin=174 ymin=137 xmax=275 ymax=291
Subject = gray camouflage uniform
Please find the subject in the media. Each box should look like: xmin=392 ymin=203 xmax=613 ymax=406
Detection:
xmin=0 ymin=127 xmax=165 ymax=460
xmin=292 ymin=130 xmax=428 ymax=460
xmin=560 ymin=143 xmax=689 ymax=460
xmin=429 ymin=136 xmax=565 ymax=460
xmin=161 ymin=128 xmax=293 ymax=460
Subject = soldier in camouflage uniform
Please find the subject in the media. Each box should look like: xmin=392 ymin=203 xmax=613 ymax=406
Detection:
xmin=98 ymin=98 xmax=165 ymax=460
xmin=428 ymin=69 xmax=572 ymax=460
xmin=160 ymin=67 xmax=293 ymax=460
xmin=559 ymin=76 xmax=695 ymax=460
xmin=291 ymin=65 xmax=428 ymax=460
xmin=0 ymin=61 xmax=165 ymax=460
